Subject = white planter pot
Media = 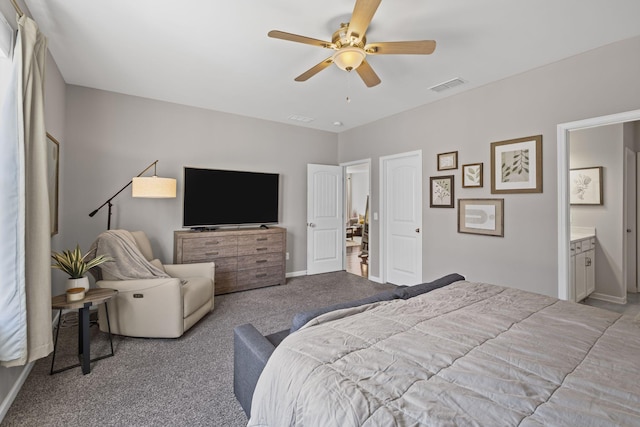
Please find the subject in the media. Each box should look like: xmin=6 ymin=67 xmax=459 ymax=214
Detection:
xmin=66 ymin=276 xmax=89 ymax=291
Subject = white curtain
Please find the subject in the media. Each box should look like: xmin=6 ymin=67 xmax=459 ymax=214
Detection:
xmin=0 ymin=14 xmax=52 ymax=366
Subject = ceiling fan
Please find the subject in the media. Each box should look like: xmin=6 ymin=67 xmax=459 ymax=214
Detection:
xmin=268 ymin=0 xmax=436 ymax=88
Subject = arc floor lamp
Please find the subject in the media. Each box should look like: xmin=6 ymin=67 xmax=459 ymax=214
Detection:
xmin=89 ymin=160 xmax=176 ymax=230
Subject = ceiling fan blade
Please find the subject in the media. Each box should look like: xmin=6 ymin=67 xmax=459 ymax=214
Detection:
xmin=355 ymin=60 xmax=381 ymax=87
xmin=347 ymin=0 xmax=381 ymax=41
xmin=268 ymin=30 xmax=333 ymax=49
xmin=294 ymin=57 xmax=334 ymax=82
xmin=365 ymin=40 xmax=436 ymax=55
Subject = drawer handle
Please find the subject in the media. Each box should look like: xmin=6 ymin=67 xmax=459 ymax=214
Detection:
xmin=256 ymin=247 xmax=268 ymax=251
xmin=206 ymin=251 xmax=219 ymax=256
xmin=256 ymin=237 xmax=268 ymax=241
xmin=256 ymin=273 xmax=267 ymax=278
xmin=256 ymin=259 xmax=268 ymax=264
xmin=205 ymin=241 xmax=220 ymax=246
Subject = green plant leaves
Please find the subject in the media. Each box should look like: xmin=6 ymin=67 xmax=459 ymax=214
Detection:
xmin=501 ymin=149 xmax=530 ymax=182
xmin=51 ymin=244 xmax=112 ymax=279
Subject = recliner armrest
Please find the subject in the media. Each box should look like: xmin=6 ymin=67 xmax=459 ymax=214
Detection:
xmin=234 ymin=323 xmax=277 ymax=418
xmin=163 ymin=262 xmax=215 ymax=280
xmin=96 ymin=277 xmax=181 ymax=293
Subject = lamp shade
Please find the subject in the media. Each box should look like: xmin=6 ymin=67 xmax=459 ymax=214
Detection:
xmin=332 ymin=46 xmax=366 ymax=71
xmin=132 ymin=176 xmax=177 ymax=198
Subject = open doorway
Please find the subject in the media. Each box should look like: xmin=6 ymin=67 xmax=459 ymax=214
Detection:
xmin=558 ymin=110 xmax=640 ymax=304
xmin=344 ymin=161 xmax=370 ymax=278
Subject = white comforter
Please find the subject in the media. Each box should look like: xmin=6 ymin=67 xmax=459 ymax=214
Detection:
xmin=248 ymin=281 xmax=640 ymax=426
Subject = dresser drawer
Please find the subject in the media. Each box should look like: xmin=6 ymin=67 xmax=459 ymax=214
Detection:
xmin=237 ymin=239 xmax=283 ymax=256
xmin=214 ymin=272 xmax=237 ymax=295
xmin=237 ymin=252 xmax=284 ymax=271
xmin=237 ymin=233 xmax=283 ymax=255
xmin=181 ymin=236 xmax=238 ymax=262
xmin=236 ymin=266 xmax=284 ymax=290
xmin=209 ymin=257 xmax=237 ymax=273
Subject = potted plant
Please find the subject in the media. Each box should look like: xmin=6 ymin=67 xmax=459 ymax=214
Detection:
xmin=51 ymin=245 xmax=112 ymax=291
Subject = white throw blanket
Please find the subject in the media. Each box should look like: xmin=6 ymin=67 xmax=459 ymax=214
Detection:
xmin=88 ymin=230 xmax=169 ymax=281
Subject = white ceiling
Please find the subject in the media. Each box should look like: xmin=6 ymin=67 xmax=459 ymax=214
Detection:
xmin=24 ymin=0 xmax=640 ymax=133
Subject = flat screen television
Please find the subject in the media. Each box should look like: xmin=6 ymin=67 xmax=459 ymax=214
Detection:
xmin=183 ymin=167 xmax=279 ymax=228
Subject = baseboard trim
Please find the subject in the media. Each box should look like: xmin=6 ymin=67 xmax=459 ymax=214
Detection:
xmin=0 ymin=360 xmax=34 ymax=423
xmin=368 ymin=275 xmax=383 ymax=283
xmin=589 ymin=292 xmax=627 ymax=305
xmin=286 ymin=270 xmax=383 ymax=282
xmin=286 ymin=270 xmax=307 ymax=278
xmin=0 ymin=311 xmax=60 ymax=423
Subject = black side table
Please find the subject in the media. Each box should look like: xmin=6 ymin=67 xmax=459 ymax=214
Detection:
xmin=50 ymin=288 xmax=117 ymax=375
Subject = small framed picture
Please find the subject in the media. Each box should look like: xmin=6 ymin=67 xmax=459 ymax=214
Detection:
xmin=430 ymin=175 xmax=455 ymax=208
xmin=458 ymin=198 xmax=504 ymax=237
xmin=437 ymin=151 xmax=458 ymax=171
xmin=462 ymin=163 xmax=483 ymax=188
xmin=570 ymin=167 xmax=603 ymax=205
xmin=491 ymin=135 xmax=542 ymax=194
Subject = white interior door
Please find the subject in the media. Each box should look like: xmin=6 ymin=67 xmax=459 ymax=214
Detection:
xmin=307 ymin=164 xmax=343 ymax=275
xmin=382 ymin=151 xmax=422 ymax=285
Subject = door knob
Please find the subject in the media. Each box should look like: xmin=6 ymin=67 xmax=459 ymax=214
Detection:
xmin=415 ymin=228 xmax=420 ymax=233
xmin=627 ymin=228 xmax=632 ymax=233
xmin=308 ymin=223 xmax=316 ymax=228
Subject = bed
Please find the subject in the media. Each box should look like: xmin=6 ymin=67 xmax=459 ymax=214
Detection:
xmin=248 ymin=280 xmax=640 ymax=426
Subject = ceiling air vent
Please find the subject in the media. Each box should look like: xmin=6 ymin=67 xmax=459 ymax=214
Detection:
xmin=429 ymin=78 xmax=465 ymax=93
xmin=288 ymin=114 xmax=314 ymax=123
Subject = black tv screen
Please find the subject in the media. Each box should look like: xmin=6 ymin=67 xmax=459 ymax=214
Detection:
xmin=183 ymin=167 xmax=279 ymax=228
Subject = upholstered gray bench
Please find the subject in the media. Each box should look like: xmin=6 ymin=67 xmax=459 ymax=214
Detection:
xmin=233 ymin=273 xmax=465 ymax=418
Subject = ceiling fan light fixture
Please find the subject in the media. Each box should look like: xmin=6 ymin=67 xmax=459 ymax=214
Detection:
xmin=332 ymin=46 xmax=366 ymax=71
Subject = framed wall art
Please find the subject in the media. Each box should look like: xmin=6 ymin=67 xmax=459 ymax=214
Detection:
xmin=46 ymin=132 xmax=60 ymax=236
xmin=570 ymin=166 xmax=603 ymax=205
xmin=490 ymin=135 xmax=542 ymax=194
xmin=437 ymin=151 xmax=458 ymax=171
xmin=458 ymin=198 xmax=504 ymax=237
xmin=462 ymin=163 xmax=483 ymax=188
xmin=430 ymin=175 xmax=454 ymax=208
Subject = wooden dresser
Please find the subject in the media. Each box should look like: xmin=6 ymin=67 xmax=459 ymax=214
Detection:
xmin=174 ymin=227 xmax=286 ymax=295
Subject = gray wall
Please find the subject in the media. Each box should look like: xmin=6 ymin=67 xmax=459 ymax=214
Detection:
xmin=338 ymin=35 xmax=640 ymax=296
xmin=570 ymin=124 xmax=624 ymax=299
xmin=60 ymin=86 xmax=338 ymax=279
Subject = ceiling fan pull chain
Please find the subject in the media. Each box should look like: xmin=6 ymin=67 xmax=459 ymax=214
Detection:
xmin=346 ymin=71 xmax=352 ymax=104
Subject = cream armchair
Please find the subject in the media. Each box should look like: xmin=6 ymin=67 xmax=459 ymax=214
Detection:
xmin=96 ymin=231 xmax=215 ymax=338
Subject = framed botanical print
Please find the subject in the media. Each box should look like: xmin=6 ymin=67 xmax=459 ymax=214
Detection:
xmin=462 ymin=163 xmax=483 ymax=188
xmin=437 ymin=151 xmax=458 ymax=171
xmin=490 ymin=135 xmax=542 ymax=194
xmin=458 ymin=198 xmax=504 ymax=237
xmin=430 ymin=175 xmax=454 ymax=208
xmin=570 ymin=166 xmax=603 ymax=205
